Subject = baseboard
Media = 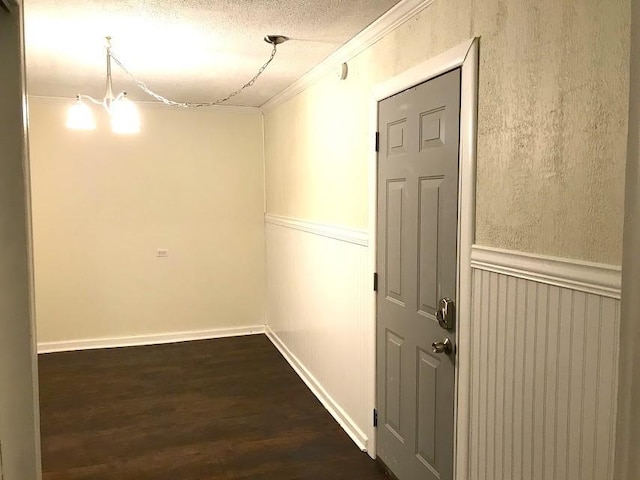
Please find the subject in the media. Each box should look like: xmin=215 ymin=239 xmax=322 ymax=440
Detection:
xmin=265 ymin=324 xmax=369 ymax=452
xmin=37 ymin=325 xmax=266 ymax=354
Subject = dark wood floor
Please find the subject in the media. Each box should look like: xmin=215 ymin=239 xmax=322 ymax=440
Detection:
xmin=39 ymin=334 xmax=389 ymax=480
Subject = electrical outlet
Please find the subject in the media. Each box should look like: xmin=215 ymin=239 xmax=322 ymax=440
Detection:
xmin=156 ymin=248 xmax=169 ymax=258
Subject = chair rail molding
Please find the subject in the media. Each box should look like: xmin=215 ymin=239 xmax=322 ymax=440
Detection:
xmin=470 ymin=245 xmax=622 ymax=299
xmin=264 ymin=213 xmax=369 ymax=247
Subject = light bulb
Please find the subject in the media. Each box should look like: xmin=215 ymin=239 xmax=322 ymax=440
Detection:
xmin=110 ymin=95 xmax=140 ymax=134
xmin=66 ymin=97 xmax=96 ymax=130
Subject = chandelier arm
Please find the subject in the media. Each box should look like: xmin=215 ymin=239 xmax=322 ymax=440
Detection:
xmin=78 ymin=94 xmax=104 ymax=106
xmin=108 ymin=42 xmax=279 ymax=107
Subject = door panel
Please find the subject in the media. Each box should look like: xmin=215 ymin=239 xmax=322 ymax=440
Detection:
xmin=418 ymin=176 xmax=443 ymax=315
xmin=420 ymin=107 xmax=447 ymax=149
xmin=416 ymin=348 xmax=439 ymax=467
xmin=387 ymin=119 xmax=408 ymax=155
xmin=385 ymin=180 xmax=406 ymax=304
xmin=385 ymin=330 xmax=404 ymax=439
xmin=376 ymin=68 xmax=461 ymax=480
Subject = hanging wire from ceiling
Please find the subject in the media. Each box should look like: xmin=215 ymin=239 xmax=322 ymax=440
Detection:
xmin=107 ymin=35 xmax=289 ymax=107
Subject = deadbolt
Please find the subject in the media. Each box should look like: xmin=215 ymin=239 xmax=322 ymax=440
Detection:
xmin=435 ymin=297 xmax=455 ymax=330
xmin=432 ymin=338 xmax=453 ymax=355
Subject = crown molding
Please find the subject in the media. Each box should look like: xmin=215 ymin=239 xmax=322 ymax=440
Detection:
xmin=260 ymin=0 xmax=438 ymax=112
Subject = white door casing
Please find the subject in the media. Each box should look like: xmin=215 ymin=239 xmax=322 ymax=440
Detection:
xmin=0 ymin=1 xmax=42 ymax=478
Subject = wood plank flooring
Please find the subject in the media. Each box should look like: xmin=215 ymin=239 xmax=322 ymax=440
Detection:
xmin=38 ymin=334 xmax=389 ymax=480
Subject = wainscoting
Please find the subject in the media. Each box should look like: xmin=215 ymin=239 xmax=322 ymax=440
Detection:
xmin=265 ymin=216 xmax=622 ymax=480
xmin=469 ymin=246 xmax=621 ymax=480
xmin=264 ymin=214 xmax=374 ymax=453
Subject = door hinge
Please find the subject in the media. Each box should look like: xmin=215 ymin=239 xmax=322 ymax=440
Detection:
xmin=373 ymin=272 xmax=378 ymax=292
xmin=373 ymin=408 xmax=378 ymax=427
xmin=375 ymin=131 xmax=380 ymax=152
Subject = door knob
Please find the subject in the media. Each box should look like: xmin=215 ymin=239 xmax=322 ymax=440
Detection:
xmin=435 ymin=297 xmax=455 ymax=330
xmin=432 ymin=338 xmax=453 ymax=355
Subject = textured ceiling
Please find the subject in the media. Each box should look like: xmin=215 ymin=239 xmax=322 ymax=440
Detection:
xmin=24 ymin=0 xmax=401 ymax=107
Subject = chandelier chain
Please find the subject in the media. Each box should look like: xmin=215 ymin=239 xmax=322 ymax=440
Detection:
xmin=108 ymin=43 xmax=279 ymax=107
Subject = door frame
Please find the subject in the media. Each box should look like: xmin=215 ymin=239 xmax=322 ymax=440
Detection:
xmin=368 ymin=37 xmax=479 ymax=480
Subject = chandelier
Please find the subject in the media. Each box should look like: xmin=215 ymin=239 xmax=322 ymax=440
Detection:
xmin=67 ymin=35 xmax=289 ymax=134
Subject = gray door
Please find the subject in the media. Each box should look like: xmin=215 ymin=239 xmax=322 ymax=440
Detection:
xmin=376 ymin=68 xmax=461 ymax=480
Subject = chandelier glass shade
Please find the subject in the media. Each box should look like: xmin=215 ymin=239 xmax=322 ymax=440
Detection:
xmin=67 ymin=37 xmax=141 ymax=134
xmin=110 ymin=95 xmax=140 ymax=134
xmin=66 ymin=97 xmax=96 ymax=130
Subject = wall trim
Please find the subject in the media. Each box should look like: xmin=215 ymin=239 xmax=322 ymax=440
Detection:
xmin=260 ymin=0 xmax=437 ymax=112
xmin=470 ymin=245 xmax=622 ymax=299
xmin=265 ymin=324 xmax=369 ymax=452
xmin=37 ymin=325 xmax=266 ymax=354
xmin=265 ymin=213 xmax=369 ymax=247
xmin=468 ymin=268 xmax=620 ymax=480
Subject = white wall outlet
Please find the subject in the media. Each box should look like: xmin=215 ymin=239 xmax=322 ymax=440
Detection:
xmin=156 ymin=248 xmax=169 ymax=258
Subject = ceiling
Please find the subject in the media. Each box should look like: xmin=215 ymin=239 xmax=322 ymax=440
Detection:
xmin=23 ymin=0 xmax=401 ymax=107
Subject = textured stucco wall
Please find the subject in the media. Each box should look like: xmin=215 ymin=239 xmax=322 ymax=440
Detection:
xmin=264 ymin=0 xmax=630 ymax=264
xmin=616 ymin=0 xmax=640 ymax=475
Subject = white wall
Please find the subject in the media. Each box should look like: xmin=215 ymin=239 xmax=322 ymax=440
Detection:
xmin=265 ymin=216 xmax=373 ymax=451
xmin=28 ymin=98 xmax=266 ymax=348
xmin=0 ymin=3 xmax=41 ymax=479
